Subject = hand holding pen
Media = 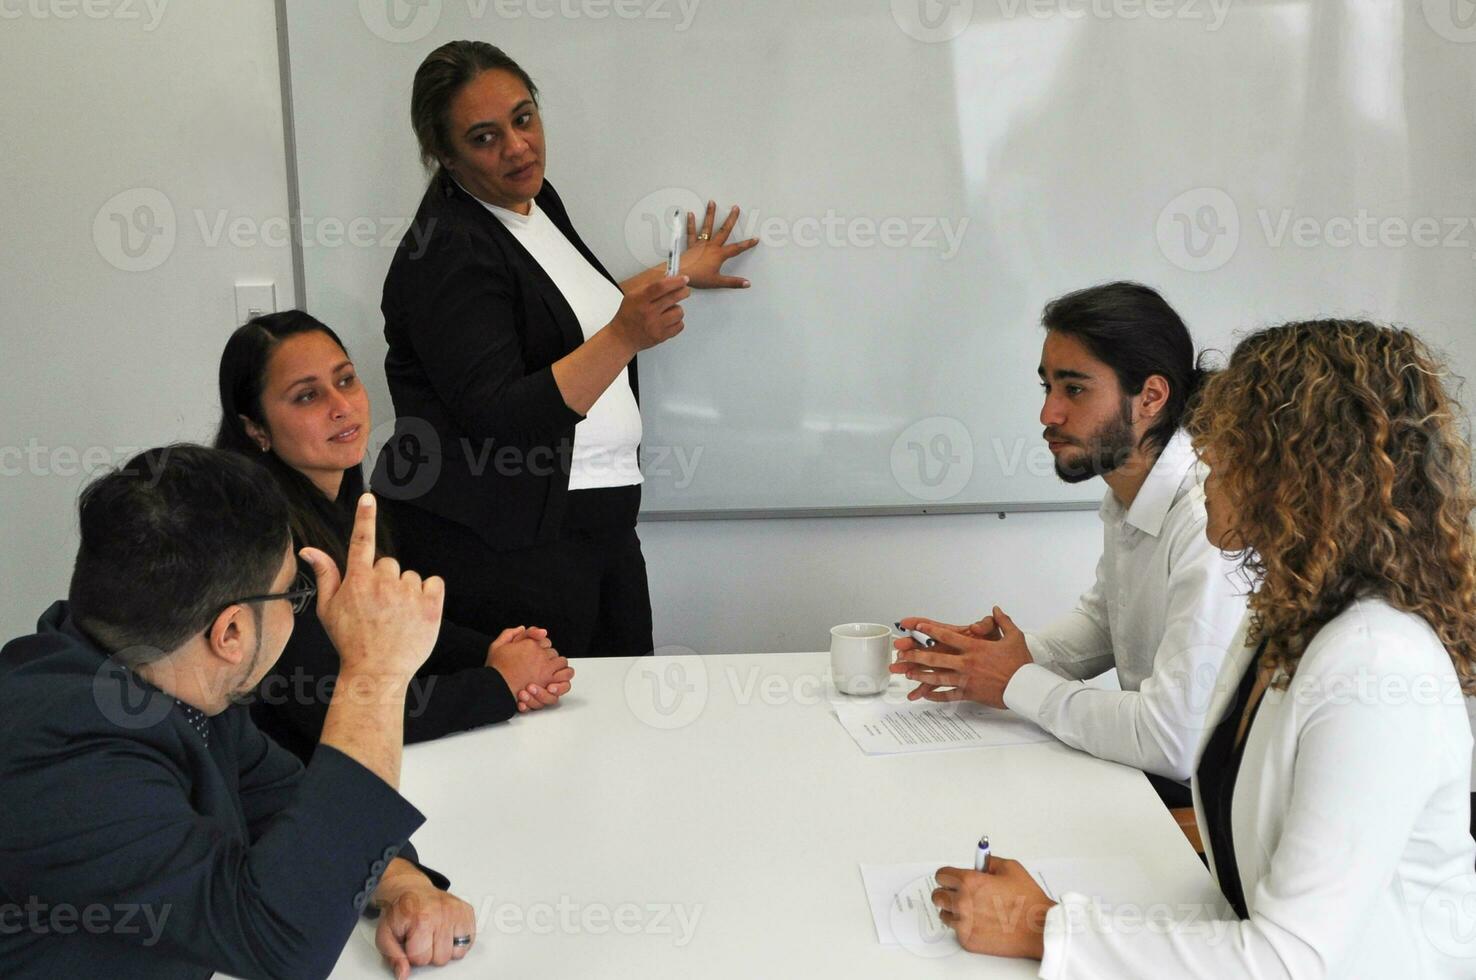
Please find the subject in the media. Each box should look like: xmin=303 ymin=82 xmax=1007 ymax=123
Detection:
xmin=932 ymin=836 xmax=1054 ymax=960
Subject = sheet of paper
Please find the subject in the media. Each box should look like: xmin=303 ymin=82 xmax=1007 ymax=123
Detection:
xmin=832 ymin=697 xmax=1053 ymax=755
xmin=860 ymin=863 xmax=960 ymax=955
xmin=860 ymin=856 xmax=1158 ymax=954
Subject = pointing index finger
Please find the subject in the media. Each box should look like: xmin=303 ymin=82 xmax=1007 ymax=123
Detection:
xmin=347 ymin=492 xmax=378 ymax=571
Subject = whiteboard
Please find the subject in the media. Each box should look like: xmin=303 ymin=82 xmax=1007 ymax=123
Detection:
xmin=279 ymin=0 xmax=1476 ymax=517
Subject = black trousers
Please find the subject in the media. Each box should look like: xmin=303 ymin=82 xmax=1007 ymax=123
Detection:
xmin=1147 ymin=772 xmax=1194 ymax=810
xmin=384 ymin=488 xmax=654 ymax=659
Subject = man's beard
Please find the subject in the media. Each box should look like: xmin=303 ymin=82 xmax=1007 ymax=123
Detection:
xmin=1053 ymin=398 xmax=1138 ymax=484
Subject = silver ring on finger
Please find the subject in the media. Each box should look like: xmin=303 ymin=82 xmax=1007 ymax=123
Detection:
xmin=452 ymin=935 xmax=473 ymax=949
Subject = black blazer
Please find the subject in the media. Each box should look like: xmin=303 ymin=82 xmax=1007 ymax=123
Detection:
xmin=375 ymin=171 xmax=639 ymax=551
xmin=0 ymin=602 xmax=448 ymax=980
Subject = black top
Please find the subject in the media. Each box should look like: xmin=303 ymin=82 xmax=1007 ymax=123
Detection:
xmin=0 ymin=602 xmax=447 ymax=980
xmin=375 ymin=171 xmax=639 ymax=551
xmin=1195 ymin=640 xmax=1269 ymax=920
xmin=248 ymin=475 xmax=519 ymax=762
xmin=250 ymin=592 xmax=520 ymax=763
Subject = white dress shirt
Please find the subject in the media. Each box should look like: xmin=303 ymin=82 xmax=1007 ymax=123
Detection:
xmin=476 ymin=196 xmax=643 ymax=491
xmin=1004 ymin=430 xmax=1249 ymax=781
xmin=1040 ymin=599 xmax=1476 ymax=978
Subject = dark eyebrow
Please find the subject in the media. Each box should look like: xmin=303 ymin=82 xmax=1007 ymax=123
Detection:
xmin=1037 ymin=366 xmax=1093 ymax=382
xmin=284 ymin=360 xmax=352 ymax=391
xmin=464 ymin=100 xmax=535 ymax=138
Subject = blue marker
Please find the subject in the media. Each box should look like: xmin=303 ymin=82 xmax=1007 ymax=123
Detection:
xmin=974 ymin=835 xmax=991 ymax=873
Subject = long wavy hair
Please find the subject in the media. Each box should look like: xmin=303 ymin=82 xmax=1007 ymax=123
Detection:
xmin=1187 ymin=319 xmax=1476 ymax=694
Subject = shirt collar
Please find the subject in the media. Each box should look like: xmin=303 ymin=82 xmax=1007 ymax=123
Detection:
xmin=175 ymin=700 xmax=211 ymax=744
xmin=1100 ymin=429 xmax=1199 ymax=538
xmin=451 ymin=176 xmax=536 ymax=226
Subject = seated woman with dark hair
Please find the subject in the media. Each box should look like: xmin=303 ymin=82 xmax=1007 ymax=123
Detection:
xmin=216 ymin=310 xmax=574 ymax=762
xmin=930 ymin=320 xmax=1476 ymax=976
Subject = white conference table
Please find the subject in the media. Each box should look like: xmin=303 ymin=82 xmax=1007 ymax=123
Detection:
xmin=328 ymin=652 xmax=1222 ymax=978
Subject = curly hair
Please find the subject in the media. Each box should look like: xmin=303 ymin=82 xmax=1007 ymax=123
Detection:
xmin=1187 ymin=319 xmax=1476 ymax=694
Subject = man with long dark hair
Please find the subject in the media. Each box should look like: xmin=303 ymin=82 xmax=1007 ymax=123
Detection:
xmin=894 ymin=282 xmax=1248 ymax=806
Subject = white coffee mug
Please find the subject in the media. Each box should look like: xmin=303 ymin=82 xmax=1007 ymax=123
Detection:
xmin=830 ymin=623 xmax=893 ymax=696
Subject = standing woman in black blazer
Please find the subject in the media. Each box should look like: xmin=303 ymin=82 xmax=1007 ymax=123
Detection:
xmin=375 ymin=40 xmax=757 ymax=658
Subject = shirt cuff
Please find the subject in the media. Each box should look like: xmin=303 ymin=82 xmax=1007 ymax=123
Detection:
xmin=363 ymin=846 xmax=452 ymax=920
xmin=1038 ymin=898 xmax=1080 ymax=979
xmin=1003 ymin=662 xmax=1066 ymax=726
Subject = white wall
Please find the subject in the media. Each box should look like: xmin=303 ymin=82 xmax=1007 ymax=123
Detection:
xmin=0 ymin=0 xmax=296 ymax=636
xmin=0 ymin=1 xmax=1100 ymax=647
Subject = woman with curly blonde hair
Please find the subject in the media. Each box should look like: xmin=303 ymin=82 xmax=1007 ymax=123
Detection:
xmin=931 ymin=319 xmax=1476 ymax=976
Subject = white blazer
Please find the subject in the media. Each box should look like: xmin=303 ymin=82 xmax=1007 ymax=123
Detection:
xmin=1040 ymin=599 xmax=1476 ymax=978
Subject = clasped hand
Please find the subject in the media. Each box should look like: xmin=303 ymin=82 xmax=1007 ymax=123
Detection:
xmin=487 ymin=625 xmax=575 ymax=712
xmin=889 ymin=606 xmax=1033 ymax=709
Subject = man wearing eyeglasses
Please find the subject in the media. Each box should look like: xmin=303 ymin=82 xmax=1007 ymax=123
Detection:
xmin=0 ymin=445 xmax=477 ymax=979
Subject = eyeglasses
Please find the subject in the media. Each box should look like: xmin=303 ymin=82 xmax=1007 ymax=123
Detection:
xmin=219 ymin=569 xmax=318 ymax=617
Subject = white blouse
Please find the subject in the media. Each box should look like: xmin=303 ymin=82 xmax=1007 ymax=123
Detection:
xmin=1039 ymin=599 xmax=1476 ymax=978
xmin=478 ymin=196 xmax=643 ymax=491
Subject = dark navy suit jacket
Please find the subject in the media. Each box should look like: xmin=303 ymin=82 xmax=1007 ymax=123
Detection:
xmin=0 ymin=602 xmax=447 ymax=979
